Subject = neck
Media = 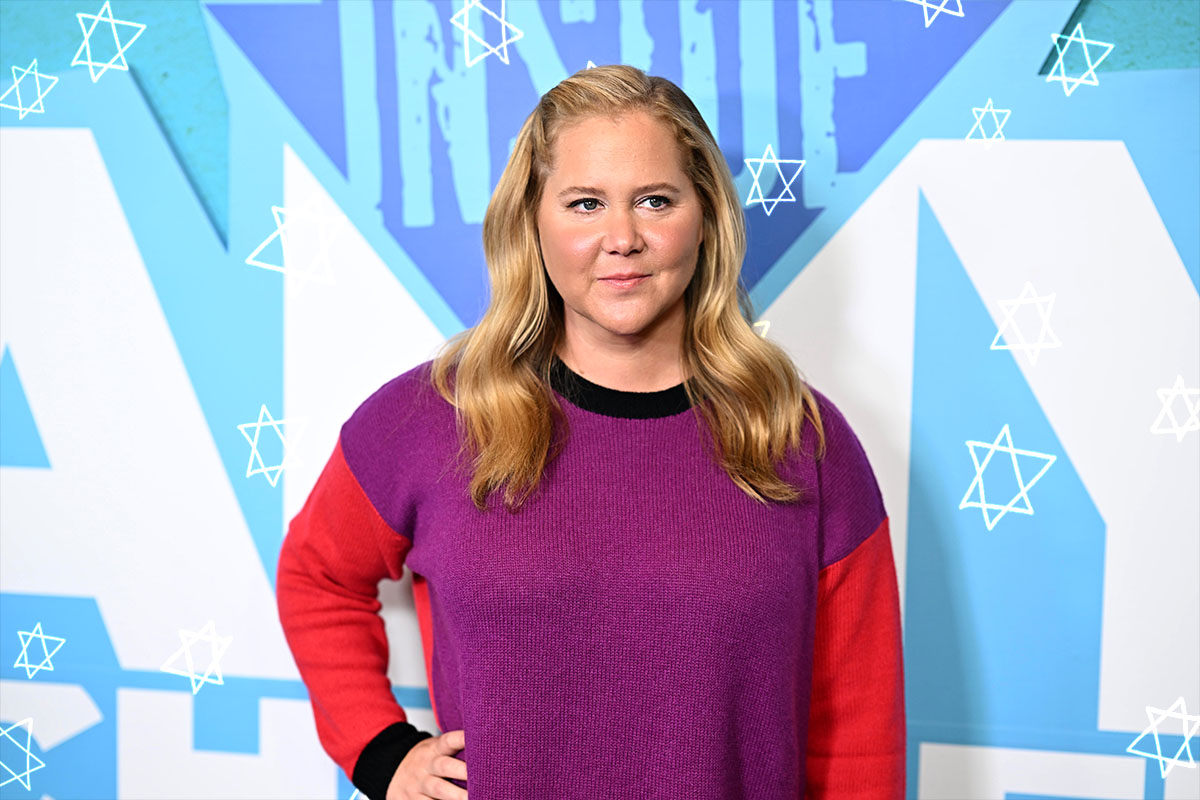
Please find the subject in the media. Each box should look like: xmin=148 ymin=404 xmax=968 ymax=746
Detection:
xmin=556 ymin=348 xmax=686 ymax=392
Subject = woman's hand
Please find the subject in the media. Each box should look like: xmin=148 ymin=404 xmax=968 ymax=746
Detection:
xmin=385 ymin=728 xmax=468 ymax=800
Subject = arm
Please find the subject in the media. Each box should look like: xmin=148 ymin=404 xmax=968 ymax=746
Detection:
xmin=804 ymin=391 xmax=906 ymax=798
xmin=276 ymin=435 xmax=434 ymax=800
xmin=806 ymin=517 xmax=905 ymax=797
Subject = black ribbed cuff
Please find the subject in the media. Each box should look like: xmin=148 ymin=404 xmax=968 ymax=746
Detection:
xmin=352 ymin=721 xmax=435 ymax=800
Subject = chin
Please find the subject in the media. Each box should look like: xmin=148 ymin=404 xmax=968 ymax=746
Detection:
xmin=580 ymin=314 xmax=637 ymax=337
xmin=572 ymin=299 xmax=664 ymax=337
xmin=594 ymin=307 xmax=654 ymax=330
xmin=605 ymin=325 xmax=651 ymax=338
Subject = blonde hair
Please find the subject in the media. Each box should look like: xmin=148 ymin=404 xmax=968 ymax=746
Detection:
xmin=430 ymin=64 xmax=826 ymax=512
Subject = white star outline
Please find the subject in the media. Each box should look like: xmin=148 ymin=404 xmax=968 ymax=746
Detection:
xmin=965 ymin=98 xmax=1011 ymax=148
xmin=1150 ymin=374 xmax=1200 ymax=443
xmin=744 ymin=144 xmax=805 ymax=217
xmin=450 ymin=0 xmax=524 ymax=68
xmin=159 ymin=620 xmax=233 ymax=695
xmin=70 ymin=0 xmax=147 ymax=83
xmin=12 ymin=622 xmax=66 ymax=679
xmin=245 ymin=202 xmax=344 ymax=295
xmin=990 ymin=281 xmax=1062 ymax=366
xmin=1126 ymin=697 xmax=1200 ymax=778
xmin=1046 ymin=22 xmax=1114 ymax=97
xmin=752 ymin=320 xmax=770 ymax=338
xmin=0 ymin=59 xmax=59 ymax=120
xmin=237 ymin=405 xmax=306 ymax=488
xmin=959 ymin=424 xmax=1056 ymax=531
xmin=902 ymin=0 xmax=964 ymax=28
xmin=0 ymin=718 xmax=46 ymax=791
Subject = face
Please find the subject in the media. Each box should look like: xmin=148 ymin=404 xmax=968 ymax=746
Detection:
xmin=535 ymin=110 xmax=705 ymax=352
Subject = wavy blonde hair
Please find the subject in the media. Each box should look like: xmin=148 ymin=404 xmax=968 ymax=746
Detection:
xmin=430 ymin=65 xmax=826 ymax=512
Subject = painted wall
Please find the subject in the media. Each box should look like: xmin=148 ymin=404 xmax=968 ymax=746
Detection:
xmin=1 ymin=1 xmax=1197 ymax=798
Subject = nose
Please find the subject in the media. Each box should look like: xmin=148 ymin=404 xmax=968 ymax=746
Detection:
xmin=601 ymin=206 xmax=644 ymax=256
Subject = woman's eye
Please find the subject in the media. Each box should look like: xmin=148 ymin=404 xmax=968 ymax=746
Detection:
xmin=568 ymin=196 xmax=670 ymax=213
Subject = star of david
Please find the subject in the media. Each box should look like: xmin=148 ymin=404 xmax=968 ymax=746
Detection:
xmin=159 ymin=620 xmax=233 ymax=695
xmin=966 ymin=98 xmax=1011 ymax=147
xmin=1046 ymin=22 xmax=1114 ymax=97
xmin=959 ymin=423 xmax=1056 ymax=531
xmin=903 ymin=0 xmax=964 ymax=28
xmin=13 ymin=622 xmax=66 ymax=679
xmin=0 ymin=718 xmax=46 ymax=791
xmin=1150 ymin=374 xmax=1200 ymax=443
xmin=450 ymin=0 xmax=524 ymax=68
xmin=71 ymin=0 xmax=147 ymax=83
xmin=237 ymin=404 xmax=305 ymax=488
xmin=0 ymin=60 xmax=59 ymax=119
xmin=1127 ymin=697 xmax=1200 ymax=778
xmin=245 ymin=203 xmax=342 ymax=294
xmin=744 ymin=144 xmax=805 ymax=217
xmin=990 ymin=281 xmax=1061 ymax=366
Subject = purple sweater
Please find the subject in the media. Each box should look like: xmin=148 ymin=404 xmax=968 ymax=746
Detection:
xmin=276 ymin=356 xmax=906 ymax=800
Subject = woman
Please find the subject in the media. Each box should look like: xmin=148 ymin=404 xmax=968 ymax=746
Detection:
xmin=277 ymin=65 xmax=904 ymax=800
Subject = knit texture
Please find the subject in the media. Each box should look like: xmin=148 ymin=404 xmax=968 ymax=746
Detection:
xmin=276 ymin=358 xmax=905 ymax=799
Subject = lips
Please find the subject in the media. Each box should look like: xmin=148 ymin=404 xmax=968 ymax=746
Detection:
xmin=600 ymin=274 xmax=650 ymax=288
xmin=600 ymin=273 xmax=648 ymax=280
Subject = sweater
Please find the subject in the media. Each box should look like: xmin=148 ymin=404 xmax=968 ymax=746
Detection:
xmin=276 ymin=355 xmax=905 ymax=800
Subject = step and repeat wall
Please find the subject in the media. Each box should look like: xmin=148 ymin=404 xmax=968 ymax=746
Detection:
xmin=1 ymin=0 xmax=1197 ymax=798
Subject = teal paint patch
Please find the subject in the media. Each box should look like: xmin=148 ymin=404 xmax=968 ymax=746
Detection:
xmin=0 ymin=344 xmax=50 ymax=468
xmin=0 ymin=0 xmax=229 ymax=244
xmin=1039 ymin=0 xmax=1200 ymax=74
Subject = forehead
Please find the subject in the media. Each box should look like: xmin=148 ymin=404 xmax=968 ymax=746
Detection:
xmin=545 ymin=112 xmax=687 ymax=182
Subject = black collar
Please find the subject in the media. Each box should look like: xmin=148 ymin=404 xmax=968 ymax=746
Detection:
xmin=549 ymin=355 xmax=692 ymax=419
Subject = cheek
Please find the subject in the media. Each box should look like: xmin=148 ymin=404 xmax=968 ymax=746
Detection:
xmin=540 ymin=218 xmax=595 ymax=265
xmin=647 ymin=216 xmax=704 ymax=260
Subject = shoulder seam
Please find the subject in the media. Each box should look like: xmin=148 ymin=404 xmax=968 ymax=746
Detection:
xmin=821 ymin=514 xmax=889 ymax=569
xmin=336 ymin=432 xmax=412 ymax=543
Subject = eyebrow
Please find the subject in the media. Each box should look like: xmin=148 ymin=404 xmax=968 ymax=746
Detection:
xmin=556 ymin=182 xmax=683 ymax=199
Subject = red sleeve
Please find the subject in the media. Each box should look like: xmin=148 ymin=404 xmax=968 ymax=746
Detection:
xmin=805 ymin=516 xmax=906 ymax=798
xmin=276 ymin=435 xmax=415 ymax=778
